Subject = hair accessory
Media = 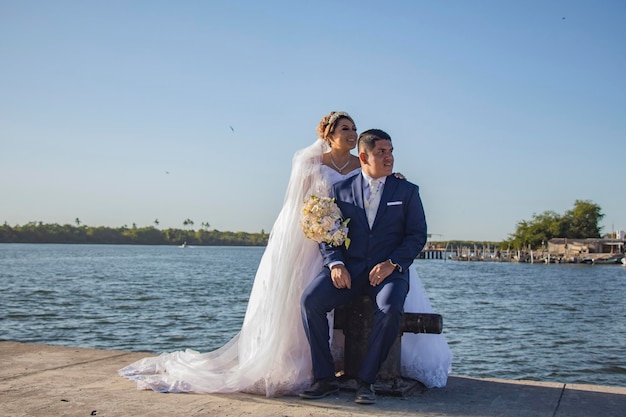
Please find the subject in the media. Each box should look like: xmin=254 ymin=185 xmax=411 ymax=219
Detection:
xmin=326 ymin=111 xmax=351 ymax=128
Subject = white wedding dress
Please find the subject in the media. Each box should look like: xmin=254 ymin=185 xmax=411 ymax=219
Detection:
xmin=118 ymin=139 xmax=452 ymax=396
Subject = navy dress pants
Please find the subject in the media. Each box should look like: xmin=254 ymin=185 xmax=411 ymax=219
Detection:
xmin=301 ymin=268 xmax=408 ymax=384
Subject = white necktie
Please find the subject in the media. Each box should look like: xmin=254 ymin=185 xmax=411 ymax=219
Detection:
xmin=366 ymin=179 xmax=381 ymax=227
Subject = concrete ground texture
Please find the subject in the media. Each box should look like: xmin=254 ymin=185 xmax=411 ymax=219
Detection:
xmin=1 ymin=341 xmax=624 ymax=417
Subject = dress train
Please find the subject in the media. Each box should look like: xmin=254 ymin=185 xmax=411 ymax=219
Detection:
xmin=401 ymin=267 xmax=452 ymax=388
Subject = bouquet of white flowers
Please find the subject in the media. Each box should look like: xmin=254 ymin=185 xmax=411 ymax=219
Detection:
xmin=301 ymin=195 xmax=350 ymax=248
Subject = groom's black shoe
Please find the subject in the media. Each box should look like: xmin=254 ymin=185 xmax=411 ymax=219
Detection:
xmin=299 ymin=378 xmax=339 ymax=399
xmin=354 ymin=381 xmax=376 ymax=404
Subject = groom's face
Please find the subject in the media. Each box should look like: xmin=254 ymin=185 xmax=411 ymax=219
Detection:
xmin=361 ymin=139 xmax=394 ymax=179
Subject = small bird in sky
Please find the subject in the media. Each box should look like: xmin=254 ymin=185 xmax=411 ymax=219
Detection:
xmin=165 ymin=171 xmax=170 ymax=174
xmin=229 ymin=125 xmax=235 ymax=132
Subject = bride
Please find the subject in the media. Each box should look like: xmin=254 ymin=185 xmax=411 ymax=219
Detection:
xmin=118 ymin=111 xmax=452 ymax=396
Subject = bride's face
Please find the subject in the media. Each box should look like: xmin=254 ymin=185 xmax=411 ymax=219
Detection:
xmin=328 ymin=118 xmax=358 ymax=151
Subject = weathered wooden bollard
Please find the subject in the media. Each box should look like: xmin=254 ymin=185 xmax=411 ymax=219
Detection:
xmin=334 ymin=295 xmax=443 ymax=395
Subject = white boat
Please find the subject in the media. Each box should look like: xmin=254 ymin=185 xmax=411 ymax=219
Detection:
xmin=179 ymin=241 xmax=187 ymax=248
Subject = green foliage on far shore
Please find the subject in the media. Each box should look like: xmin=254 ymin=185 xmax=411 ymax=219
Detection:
xmin=0 ymin=222 xmax=269 ymax=246
xmin=1 ymin=199 xmax=606 ymax=250
xmin=505 ymin=200 xmax=604 ymax=250
xmin=426 ymin=200 xmax=607 ymax=251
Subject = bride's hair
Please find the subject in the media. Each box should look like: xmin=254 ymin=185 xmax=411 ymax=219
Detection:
xmin=316 ymin=111 xmax=354 ymax=140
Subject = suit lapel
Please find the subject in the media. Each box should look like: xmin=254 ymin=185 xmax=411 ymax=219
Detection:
xmin=352 ymin=174 xmax=369 ymax=226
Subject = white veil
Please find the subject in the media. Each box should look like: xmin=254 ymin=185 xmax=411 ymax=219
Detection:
xmin=119 ymin=139 xmax=331 ymax=396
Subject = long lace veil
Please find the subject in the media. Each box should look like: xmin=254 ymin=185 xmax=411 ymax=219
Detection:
xmin=238 ymin=139 xmax=331 ymax=394
xmin=119 ymin=139 xmax=331 ymax=396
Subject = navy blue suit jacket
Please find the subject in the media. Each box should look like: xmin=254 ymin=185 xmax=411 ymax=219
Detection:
xmin=320 ymin=174 xmax=428 ymax=281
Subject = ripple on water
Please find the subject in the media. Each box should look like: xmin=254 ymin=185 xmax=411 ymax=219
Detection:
xmin=1 ymin=245 xmax=625 ymax=387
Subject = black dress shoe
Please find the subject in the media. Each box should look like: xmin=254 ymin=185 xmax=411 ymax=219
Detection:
xmin=355 ymin=382 xmax=376 ymax=404
xmin=299 ymin=378 xmax=339 ymax=399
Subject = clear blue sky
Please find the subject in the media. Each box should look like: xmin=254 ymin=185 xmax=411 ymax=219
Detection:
xmin=1 ymin=1 xmax=624 ymax=241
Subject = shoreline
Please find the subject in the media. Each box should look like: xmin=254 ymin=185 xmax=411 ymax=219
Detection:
xmin=1 ymin=341 xmax=625 ymax=417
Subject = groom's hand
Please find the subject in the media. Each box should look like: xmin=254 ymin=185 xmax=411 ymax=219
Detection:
xmin=330 ymin=264 xmax=352 ymax=289
xmin=369 ymin=260 xmax=396 ymax=286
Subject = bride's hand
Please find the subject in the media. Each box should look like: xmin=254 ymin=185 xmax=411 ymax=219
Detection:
xmin=393 ymin=172 xmax=406 ymax=180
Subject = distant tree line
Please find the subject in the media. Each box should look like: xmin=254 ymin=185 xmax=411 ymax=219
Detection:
xmin=0 ymin=222 xmax=269 ymax=246
xmin=428 ymin=200 xmax=608 ymax=251
xmin=505 ymin=200 xmax=605 ymax=250
xmin=0 ymin=200 xmax=608 ymax=250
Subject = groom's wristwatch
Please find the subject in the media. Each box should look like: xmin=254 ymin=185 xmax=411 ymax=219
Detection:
xmin=388 ymin=259 xmax=402 ymax=272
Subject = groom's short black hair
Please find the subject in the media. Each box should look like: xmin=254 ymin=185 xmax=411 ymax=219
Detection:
xmin=358 ymin=129 xmax=392 ymax=153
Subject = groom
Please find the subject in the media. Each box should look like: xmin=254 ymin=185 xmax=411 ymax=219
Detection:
xmin=300 ymin=129 xmax=428 ymax=404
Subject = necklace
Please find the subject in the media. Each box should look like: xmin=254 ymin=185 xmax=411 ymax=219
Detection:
xmin=329 ymin=154 xmax=350 ymax=172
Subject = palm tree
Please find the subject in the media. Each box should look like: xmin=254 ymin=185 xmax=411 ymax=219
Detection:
xmin=154 ymin=219 xmax=160 ymax=228
xmin=75 ymin=218 xmax=81 ymax=227
xmin=183 ymin=219 xmax=194 ymax=229
xmin=201 ymin=221 xmax=210 ymax=231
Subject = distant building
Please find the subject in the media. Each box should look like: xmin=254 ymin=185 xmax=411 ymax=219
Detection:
xmin=548 ymin=238 xmax=625 ymax=258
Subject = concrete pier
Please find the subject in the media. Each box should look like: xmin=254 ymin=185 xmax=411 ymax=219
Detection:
xmin=1 ymin=341 xmax=625 ymax=417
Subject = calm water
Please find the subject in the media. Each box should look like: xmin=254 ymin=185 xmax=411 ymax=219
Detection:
xmin=1 ymin=244 xmax=625 ymax=388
